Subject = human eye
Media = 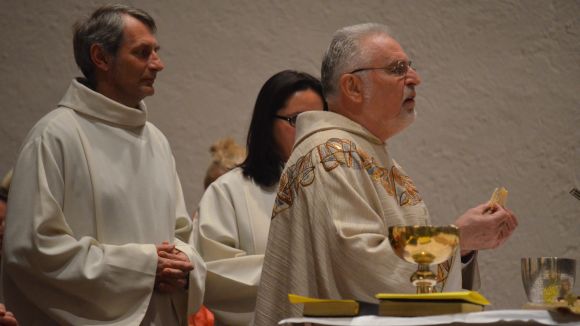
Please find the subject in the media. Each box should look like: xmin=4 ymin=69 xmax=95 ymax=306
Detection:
xmin=141 ymin=48 xmax=152 ymax=58
xmin=289 ymin=115 xmax=298 ymax=127
xmin=388 ymin=60 xmax=409 ymax=76
xmin=133 ymin=46 xmax=152 ymax=59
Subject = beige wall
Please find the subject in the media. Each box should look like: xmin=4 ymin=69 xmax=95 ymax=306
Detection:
xmin=1 ymin=0 xmax=578 ymax=310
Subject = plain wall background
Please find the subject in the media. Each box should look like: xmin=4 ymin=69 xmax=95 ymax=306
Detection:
xmin=0 ymin=0 xmax=578 ymax=310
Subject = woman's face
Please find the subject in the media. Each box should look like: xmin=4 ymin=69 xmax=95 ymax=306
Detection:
xmin=273 ymin=89 xmax=324 ymax=162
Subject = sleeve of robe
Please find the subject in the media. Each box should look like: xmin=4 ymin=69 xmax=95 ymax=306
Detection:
xmin=196 ymin=181 xmax=263 ymax=312
xmin=3 ymin=134 xmax=157 ymax=324
xmin=461 ymin=252 xmax=481 ymax=290
xmin=172 ymin=170 xmax=206 ymax=316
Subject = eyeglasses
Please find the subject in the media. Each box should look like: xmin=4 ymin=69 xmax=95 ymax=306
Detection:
xmin=349 ymin=60 xmax=414 ymax=77
xmin=275 ymin=114 xmax=299 ymax=127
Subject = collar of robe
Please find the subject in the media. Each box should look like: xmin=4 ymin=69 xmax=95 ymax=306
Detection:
xmin=58 ymin=78 xmax=148 ymax=128
xmin=294 ymin=111 xmax=384 ymax=148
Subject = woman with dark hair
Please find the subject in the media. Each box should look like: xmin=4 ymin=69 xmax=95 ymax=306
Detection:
xmin=195 ymin=70 xmax=325 ymax=325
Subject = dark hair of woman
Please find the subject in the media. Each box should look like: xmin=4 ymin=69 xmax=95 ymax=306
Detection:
xmin=241 ymin=70 xmax=327 ymax=187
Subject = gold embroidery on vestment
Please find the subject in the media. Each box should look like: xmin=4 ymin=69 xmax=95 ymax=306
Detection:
xmin=272 ymin=138 xmax=423 ymax=217
xmin=318 ymin=138 xmax=359 ymax=170
xmin=391 ymin=163 xmax=422 ymax=206
xmin=273 ymin=149 xmax=315 ymax=216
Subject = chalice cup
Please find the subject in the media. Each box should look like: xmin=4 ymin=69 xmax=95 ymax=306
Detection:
xmin=388 ymin=225 xmax=460 ymax=293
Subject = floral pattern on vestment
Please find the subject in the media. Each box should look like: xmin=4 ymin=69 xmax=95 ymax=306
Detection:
xmin=272 ymin=138 xmax=422 ymax=216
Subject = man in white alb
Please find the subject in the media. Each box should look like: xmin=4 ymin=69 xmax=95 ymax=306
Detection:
xmin=2 ymin=5 xmax=205 ymax=325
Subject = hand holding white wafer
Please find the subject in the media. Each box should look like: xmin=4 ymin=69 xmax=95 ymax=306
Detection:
xmin=488 ymin=187 xmax=508 ymax=208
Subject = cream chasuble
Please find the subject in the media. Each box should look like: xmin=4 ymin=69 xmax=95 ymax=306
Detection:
xmin=254 ymin=111 xmax=466 ymax=325
xmin=2 ymin=79 xmax=205 ymax=325
xmin=196 ymin=167 xmax=276 ymax=325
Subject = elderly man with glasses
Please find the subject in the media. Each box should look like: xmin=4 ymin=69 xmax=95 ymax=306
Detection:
xmin=253 ymin=23 xmax=518 ymax=325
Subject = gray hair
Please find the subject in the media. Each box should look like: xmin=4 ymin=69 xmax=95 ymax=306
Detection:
xmin=73 ymin=4 xmax=156 ymax=87
xmin=321 ymin=23 xmax=392 ymax=100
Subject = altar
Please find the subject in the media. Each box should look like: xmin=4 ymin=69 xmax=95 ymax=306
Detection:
xmin=279 ymin=309 xmax=580 ymax=325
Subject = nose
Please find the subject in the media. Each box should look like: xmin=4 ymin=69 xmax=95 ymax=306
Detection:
xmin=149 ymin=51 xmax=164 ymax=72
xmin=405 ymin=66 xmax=421 ymax=86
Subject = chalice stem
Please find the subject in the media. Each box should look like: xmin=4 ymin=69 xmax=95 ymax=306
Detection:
xmin=411 ymin=263 xmax=437 ymax=293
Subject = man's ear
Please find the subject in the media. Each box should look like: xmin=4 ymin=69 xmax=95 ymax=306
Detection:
xmin=339 ymin=74 xmax=364 ymax=104
xmin=90 ymin=44 xmax=112 ymax=72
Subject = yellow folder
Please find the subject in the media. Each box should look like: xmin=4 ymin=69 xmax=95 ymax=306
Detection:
xmin=375 ymin=291 xmax=490 ymax=317
xmin=288 ymin=294 xmax=360 ymax=316
xmin=375 ymin=291 xmax=490 ymax=305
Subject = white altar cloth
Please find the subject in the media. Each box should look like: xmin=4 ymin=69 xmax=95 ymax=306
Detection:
xmin=280 ymin=309 xmax=580 ymax=325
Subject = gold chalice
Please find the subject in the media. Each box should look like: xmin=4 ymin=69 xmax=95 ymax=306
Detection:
xmin=388 ymin=225 xmax=460 ymax=293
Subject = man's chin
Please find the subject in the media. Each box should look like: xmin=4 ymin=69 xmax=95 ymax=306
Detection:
xmin=141 ymin=86 xmax=155 ymax=97
xmin=398 ymin=111 xmax=416 ymax=129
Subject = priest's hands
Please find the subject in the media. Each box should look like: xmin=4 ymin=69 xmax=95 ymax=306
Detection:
xmin=155 ymin=242 xmax=193 ymax=293
xmin=0 ymin=303 xmax=18 ymax=326
xmin=454 ymin=203 xmax=518 ymax=256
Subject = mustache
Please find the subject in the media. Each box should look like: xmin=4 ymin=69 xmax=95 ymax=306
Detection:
xmin=403 ymin=86 xmax=415 ymax=100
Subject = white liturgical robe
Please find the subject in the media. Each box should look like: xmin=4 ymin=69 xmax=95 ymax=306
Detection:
xmin=197 ymin=167 xmax=277 ymax=325
xmin=254 ymin=111 xmax=465 ymax=325
xmin=2 ymin=79 xmax=206 ymax=325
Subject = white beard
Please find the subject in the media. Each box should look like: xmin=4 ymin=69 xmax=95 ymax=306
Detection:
xmin=370 ymin=81 xmax=416 ymax=137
